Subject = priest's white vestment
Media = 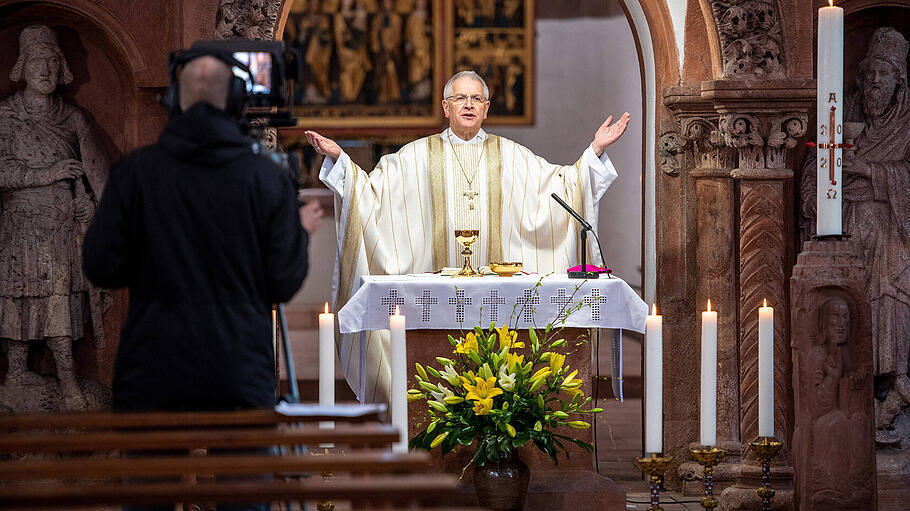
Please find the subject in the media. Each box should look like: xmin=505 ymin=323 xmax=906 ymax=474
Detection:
xmin=320 ymin=128 xmax=617 ymax=404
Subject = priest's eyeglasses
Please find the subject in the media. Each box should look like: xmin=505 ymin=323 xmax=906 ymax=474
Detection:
xmin=445 ymin=94 xmax=488 ymax=105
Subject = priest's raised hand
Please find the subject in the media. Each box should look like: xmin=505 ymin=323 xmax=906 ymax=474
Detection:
xmin=304 ymin=129 xmax=341 ymax=160
xmin=592 ymin=112 xmax=631 ymax=157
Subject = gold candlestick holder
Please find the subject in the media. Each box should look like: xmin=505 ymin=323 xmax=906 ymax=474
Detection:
xmin=748 ymin=437 xmax=783 ymax=511
xmin=312 ymin=447 xmax=335 ymax=511
xmin=634 ymin=453 xmax=673 ymax=511
xmin=690 ymin=447 xmax=726 ymax=509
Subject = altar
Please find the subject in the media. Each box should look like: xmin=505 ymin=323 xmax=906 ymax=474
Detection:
xmin=338 ymin=273 xmax=647 ymax=509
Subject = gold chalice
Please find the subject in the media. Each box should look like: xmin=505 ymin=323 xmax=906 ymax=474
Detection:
xmin=454 ymin=229 xmax=480 ymax=277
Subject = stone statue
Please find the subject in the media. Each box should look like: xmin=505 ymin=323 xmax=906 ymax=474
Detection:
xmin=800 ymin=26 xmax=910 ymax=447
xmin=0 ymin=25 xmax=109 ymax=411
xmin=797 ymin=296 xmax=873 ymax=508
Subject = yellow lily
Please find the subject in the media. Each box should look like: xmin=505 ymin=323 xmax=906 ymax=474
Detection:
xmin=529 ymin=367 xmax=552 ymax=382
xmin=464 ymin=377 xmax=503 ymax=417
xmin=505 ymin=351 xmax=525 ymax=372
xmin=454 ymin=332 xmax=479 ymax=355
xmin=549 ymin=353 xmax=566 ymax=374
xmin=464 ymin=376 xmax=503 ymax=402
xmin=472 ymin=398 xmax=495 ymax=415
xmin=506 ymin=424 xmax=517 ymax=437
xmin=496 ymin=325 xmax=525 ymax=350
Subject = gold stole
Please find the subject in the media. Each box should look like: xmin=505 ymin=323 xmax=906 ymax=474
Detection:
xmin=427 ymin=135 xmax=503 ymax=269
xmin=337 ymin=162 xmax=364 ymax=310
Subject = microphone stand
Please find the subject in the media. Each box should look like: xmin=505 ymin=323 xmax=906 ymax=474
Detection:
xmin=551 ymin=193 xmax=602 ymax=279
xmin=568 ymin=226 xmax=600 ymax=279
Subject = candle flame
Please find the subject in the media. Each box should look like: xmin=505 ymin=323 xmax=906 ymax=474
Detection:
xmin=828 ymin=0 xmax=833 ymax=6
xmin=651 ymin=303 xmax=658 ymax=315
xmin=395 ymin=305 xmax=400 ymax=316
xmin=763 ymin=298 xmax=768 ymax=308
xmin=324 ymin=302 xmax=329 ymax=314
xmin=707 ymin=299 xmax=712 ymax=312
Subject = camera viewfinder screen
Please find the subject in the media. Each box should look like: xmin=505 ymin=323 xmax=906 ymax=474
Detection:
xmin=232 ymin=51 xmax=272 ymax=94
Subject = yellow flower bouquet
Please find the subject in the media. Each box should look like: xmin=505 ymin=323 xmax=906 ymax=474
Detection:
xmin=407 ymin=322 xmax=603 ymax=467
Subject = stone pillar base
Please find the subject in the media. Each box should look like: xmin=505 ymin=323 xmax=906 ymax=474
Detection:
xmin=720 ymin=464 xmax=794 ymax=511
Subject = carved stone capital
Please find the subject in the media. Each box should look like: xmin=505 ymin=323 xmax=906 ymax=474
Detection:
xmin=214 ymin=0 xmax=281 ymax=40
xmin=718 ymin=112 xmax=807 ymax=171
xmin=709 ymin=0 xmax=785 ymax=79
xmin=659 ymin=131 xmax=686 ymax=176
xmin=766 ymin=113 xmax=808 ymax=169
xmin=720 ymin=113 xmax=763 ymax=169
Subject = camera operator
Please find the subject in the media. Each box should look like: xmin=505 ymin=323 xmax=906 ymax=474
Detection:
xmin=82 ymin=52 xmax=322 ymax=415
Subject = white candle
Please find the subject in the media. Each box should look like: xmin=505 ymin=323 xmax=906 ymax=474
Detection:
xmin=318 ymin=303 xmax=336 ymax=406
xmin=390 ymin=306 xmax=408 ymax=453
xmin=816 ymin=0 xmax=843 ymax=236
xmin=645 ymin=303 xmax=663 ymax=454
xmin=318 ymin=303 xmax=335 ymax=422
xmin=758 ymin=299 xmax=774 ymax=437
xmin=700 ymin=300 xmax=718 ymax=447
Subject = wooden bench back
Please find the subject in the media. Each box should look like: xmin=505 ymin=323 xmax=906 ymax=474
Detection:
xmin=0 ymin=408 xmax=476 ymax=510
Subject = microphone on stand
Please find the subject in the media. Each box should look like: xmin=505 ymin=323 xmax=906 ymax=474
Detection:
xmin=550 ymin=193 xmax=609 ymax=279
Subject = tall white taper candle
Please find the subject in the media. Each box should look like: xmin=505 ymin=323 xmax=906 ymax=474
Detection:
xmin=816 ymin=1 xmax=844 ymax=236
xmin=758 ymin=299 xmax=775 ymax=437
xmin=700 ymin=300 xmax=718 ymax=447
xmin=645 ymin=303 xmax=663 ymax=454
xmin=318 ymin=303 xmax=335 ymax=432
xmin=390 ymin=306 xmax=408 ymax=453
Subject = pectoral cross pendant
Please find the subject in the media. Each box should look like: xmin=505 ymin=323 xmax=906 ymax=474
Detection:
xmin=463 ymin=189 xmax=479 ymax=210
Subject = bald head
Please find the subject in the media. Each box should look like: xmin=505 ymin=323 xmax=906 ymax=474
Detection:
xmin=178 ymin=56 xmax=232 ymax=112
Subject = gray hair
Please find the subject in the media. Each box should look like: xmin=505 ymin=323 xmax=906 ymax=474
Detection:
xmin=443 ymin=70 xmax=489 ymax=100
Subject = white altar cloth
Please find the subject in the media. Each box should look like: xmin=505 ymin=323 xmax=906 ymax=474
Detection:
xmin=337 ymin=273 xmax=647 ymax=402
xmin=338 ymin=273 xmax=648 ymax=334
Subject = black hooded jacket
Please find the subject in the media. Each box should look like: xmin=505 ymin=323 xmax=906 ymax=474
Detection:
xmin=83 ymin=102 xmax=308 ymax=411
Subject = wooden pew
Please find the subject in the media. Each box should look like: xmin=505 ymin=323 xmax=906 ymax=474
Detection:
xmin=0 ymin=408 xmax=478 ymax=510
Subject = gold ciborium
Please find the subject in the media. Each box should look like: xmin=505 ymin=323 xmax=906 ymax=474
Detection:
xmin=454 ymin=229 xmax=480 ymax=277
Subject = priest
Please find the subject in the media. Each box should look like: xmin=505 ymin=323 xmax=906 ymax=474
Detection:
xmin=305 ymin=70 xmax=630 ymax=404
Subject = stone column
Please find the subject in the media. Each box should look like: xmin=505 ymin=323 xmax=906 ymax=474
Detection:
xmin=720 ymin=110 xmax=806 ymax=511
xmin=790 ymin=239 xmax=876 ymax=510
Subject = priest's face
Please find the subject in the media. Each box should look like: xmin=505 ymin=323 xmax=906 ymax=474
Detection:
xmin=442 ymin=76 xmax=490 ymax=139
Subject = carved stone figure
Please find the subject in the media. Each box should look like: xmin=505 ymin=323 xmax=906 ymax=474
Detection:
xmin=801 ymin=296 xmax=873 ymax=508
xmin=0 ymin=25 xmax=109 ymax=411
xmin=800 ymin=26 xmax=910 ymax=448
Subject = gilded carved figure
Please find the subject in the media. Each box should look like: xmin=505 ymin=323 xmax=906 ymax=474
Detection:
xmin=334 ymin=0 xmax=372 ymax=102
xmin=800 ymin=26 xmax=910 ymax=447
xmin=404 ymin=0 xmax=432 ymax=100
xmin=0 ymin=25 xmax=109 ymax=410
xmin=371 ymin=0 xmax=403 ymax=103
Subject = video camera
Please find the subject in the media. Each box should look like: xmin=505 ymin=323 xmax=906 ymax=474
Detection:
xmin=165 ymin=39 xmax=300 ymax=130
